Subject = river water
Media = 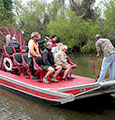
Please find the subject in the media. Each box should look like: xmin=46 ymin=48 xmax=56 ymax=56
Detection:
xmin=0 ymin=54 xmax=115 ymax=120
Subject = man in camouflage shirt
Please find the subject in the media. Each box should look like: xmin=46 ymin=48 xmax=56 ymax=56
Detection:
xmin=95 ymin=34 xmax=115 ymax=82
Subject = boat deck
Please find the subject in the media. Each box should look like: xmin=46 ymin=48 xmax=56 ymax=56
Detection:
xmin=0 ymin=70 xmax=96 ymax=91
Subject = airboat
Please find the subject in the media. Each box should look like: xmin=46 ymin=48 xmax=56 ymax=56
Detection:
xmin=0 ymin=27 xmax=115 ymax=105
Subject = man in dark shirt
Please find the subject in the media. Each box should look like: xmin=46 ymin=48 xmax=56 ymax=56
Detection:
xmin=41 ymin=42 xmax=62 ymax=84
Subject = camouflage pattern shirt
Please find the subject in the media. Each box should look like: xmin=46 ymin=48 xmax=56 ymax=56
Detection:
xmin=96 ymin=38 xmax=115 ymax=57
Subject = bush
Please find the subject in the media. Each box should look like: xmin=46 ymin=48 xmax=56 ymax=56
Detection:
xmin=47 ymin=9 xmax=100 ymax=53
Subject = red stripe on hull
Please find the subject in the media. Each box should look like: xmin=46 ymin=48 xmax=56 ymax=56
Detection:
xmin=63 ymin=86 xmax=99 ymax=95
xmin=0 ymin=79 xmax=65 ymax=100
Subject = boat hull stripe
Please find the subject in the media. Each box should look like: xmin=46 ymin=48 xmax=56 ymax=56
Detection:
xmin=0 ymin=79 xmax=65 ymax=100
xmin=63 ymin=86 xmax=99 ymax=95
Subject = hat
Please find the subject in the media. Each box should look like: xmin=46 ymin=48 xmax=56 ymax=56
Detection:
xmin=31 ymin=32 xmax=40 ymax=38
xmin=95 ymin=34 xmax=101 ymax=40
xmin=51 ymin=35 xmax=57 ymax=39
xmin=60 ymin=45 xmax=68 ymax=51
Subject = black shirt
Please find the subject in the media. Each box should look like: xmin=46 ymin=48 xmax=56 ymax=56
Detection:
xmin=42 ymin=48 xmax=55 ymax=66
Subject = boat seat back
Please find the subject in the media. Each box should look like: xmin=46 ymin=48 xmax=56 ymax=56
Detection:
xmin=22 ymin=53 xmax=29 ymax=68
xmin=66 ymin=56 xmax=77 ymax=69
xmin=8 ymin=41 xmax=21 ymax=53
xmin=12 ymin=53 xmax=25 ymax=75
xmin=33 ymin=57 xmax=43 ymax=71
xmin=22 ymin=53 xmax=31 ymax=78
xmin=34 ymin=57 xmax=43 ymax=66
xmin=33 ymin=57 xmax=46 ymax=80
xmin=20 ymin=46 xmax=28 ymax=53
xmin=13 ymin=53 xmax=23 ymax=65
xmin=4 ymin=46 xmax=16 ymax=57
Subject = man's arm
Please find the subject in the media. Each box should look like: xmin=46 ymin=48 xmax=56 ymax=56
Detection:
xmin=96 ymin=43 xmax=101 ymax=56
xmin=37 ymin=40 xmax=45 ymax=44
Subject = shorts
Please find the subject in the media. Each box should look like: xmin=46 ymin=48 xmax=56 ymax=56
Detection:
xmin=40 ymin=65 xmax=55 ymax=71
xmin=59 ymin=63 xmax=67 ymax=68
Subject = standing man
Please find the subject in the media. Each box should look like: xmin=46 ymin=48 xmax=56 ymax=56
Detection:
xmin=41 ymin=42 xmax=62 ymax=84
xmin=28 ymin=32 xmax=41 ymax=79
xmin=95 ymin=34 xmax=115 ymax=82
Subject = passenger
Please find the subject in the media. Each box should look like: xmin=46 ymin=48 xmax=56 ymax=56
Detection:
xmin=95 ymin=34 xmax=115 ymax=82
xmin=48 ymin=35 xmax=57 ymax=47
xmin=12 ymin=34 xmax=16 ymax=41
xmin=6 ymin=34 xmax=11 ymax=44
xmin=41 ymin=42 xmax=62 ymax=84
xmin=37 ymin=35 xmax=50 ymax=54
xmin=51 ymin=42 xmax=63 ymax=56
xmin=54 ymin=45 xmax=72 ymax=80
xmin=28 ymin=32 xmax=41 ymax=79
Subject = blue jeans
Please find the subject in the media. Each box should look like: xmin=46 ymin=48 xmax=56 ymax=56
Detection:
xmin=98 ymin=53 xmax=115 ymax=82
xmin=30 ymin=57 xmax=34 ymax=76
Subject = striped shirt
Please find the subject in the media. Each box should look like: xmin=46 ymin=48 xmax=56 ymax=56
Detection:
xmin=28 ymin=39 xmax=40 ymax=58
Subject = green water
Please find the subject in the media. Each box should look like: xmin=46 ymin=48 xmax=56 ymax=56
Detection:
xmin=70 ymin=54 xmax=96 ymax=78
xmin=0 ymin=54 xmax=115 ymax=120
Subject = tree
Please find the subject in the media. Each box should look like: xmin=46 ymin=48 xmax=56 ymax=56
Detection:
xmin=3 ymin=0 xmax=13 ymax=11
xmin=13 ymin=0 xmax=48 ymax=43
xmin=47 ymin=9 xmax=99 ymax=53
xmin=48 ymin=0 xmax=66 ymax=21
xmin=12 ymin=0 xmax=101 ymax=53
xmin=0 ymin=0 xmax=15 ymax=27
xmin=102 ymin=0 xmax=115 ymax=45
xmin=69 ymin=0 xmax=95 ymax=20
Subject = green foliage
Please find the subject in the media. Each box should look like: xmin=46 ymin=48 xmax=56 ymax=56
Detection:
xmin=3 ymin=0 xmax=13 ymax=11
xmin=48 ymin=0 xmax=60 ymax=21
xmin=47 ymin=9 xmax=99 ymax=53
xmin=13 ymin=0 xmax=47 ymax=44
xmin=0 ymin=0 xmax=15 ymax=27
xmin=102 ymin=0 xmax=115 ymax=42
xmin=2 ymin=0 xmax=114 ymax=53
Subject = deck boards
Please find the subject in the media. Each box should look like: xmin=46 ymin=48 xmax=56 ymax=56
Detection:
xmin=0 ymin=70 xmax=96 ymax=91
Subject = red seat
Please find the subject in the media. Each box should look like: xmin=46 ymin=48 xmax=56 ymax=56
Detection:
xmin=33 ymin=57 xmax=46 ymax=81
xmin=12 ymin=53 xmax=24 ymax=75
xmin=22 ymin=53 xmax=31 ymax=78
xmin=20 ymin=46 xmax=28 ymax=53
xmin=66 ymin=56 xmax=77 ymax=69
xmin=4 ymin=46 xmax=16 ymax=57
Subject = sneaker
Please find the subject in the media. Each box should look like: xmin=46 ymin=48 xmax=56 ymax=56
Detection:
xmin=43 ymin=78 xmax=50 ymax=84
xmin=31 ymin=75 xmax=38 ymax=79
xmin=62 ymin=78 xmax=66 ymax=80
xmin=51 ymin=77 xmax=59 ymax=83
xmin=67 ymin=77 xmax=72 ymax=80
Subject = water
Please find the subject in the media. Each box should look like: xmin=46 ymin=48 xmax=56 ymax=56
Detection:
xmin=70 ymin=54 xmax=96 ymax=78
xmin=0 ymin=54 xmax=115 ymax=120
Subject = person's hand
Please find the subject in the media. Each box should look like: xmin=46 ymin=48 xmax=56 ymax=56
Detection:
xmin=37 ymin=54 xmax=41 ymax=57
xmin=54 ymin=64 xmax=57 ymax=66
xmin=96 ymin=53 xmax=100 ymax=56
xmin=45 ymin=36 xmax=50 ymax=40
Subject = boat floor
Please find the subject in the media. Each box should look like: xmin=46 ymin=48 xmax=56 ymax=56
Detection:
xmin=0 ymin=70 xmax=96 ymax=91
